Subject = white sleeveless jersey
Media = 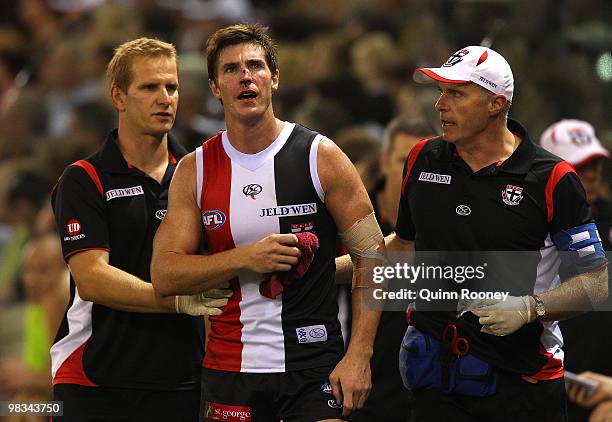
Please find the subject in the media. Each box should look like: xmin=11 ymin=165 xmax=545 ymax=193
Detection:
xmin=196 ymin=122 xmax=343 ymax=373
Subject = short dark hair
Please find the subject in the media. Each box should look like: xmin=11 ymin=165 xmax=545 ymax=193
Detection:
xmin=206 ymin=23 xmax=278 ymax=81
xmin=382 ymin=115 xmax=437 ymax=156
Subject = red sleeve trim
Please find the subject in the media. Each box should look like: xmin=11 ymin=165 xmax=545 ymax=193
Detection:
xmin=401 ymin=138 xmax=433 ymax=195
xmin=65 ymin=247 xmax=110 ymax=261
xmin=71 ymin=160 xmax=103 ymax=198
xmin=544 ymin=161 xmax=576 ymax=223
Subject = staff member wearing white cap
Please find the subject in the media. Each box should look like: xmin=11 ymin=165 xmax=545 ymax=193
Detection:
xmin=386 ymin=46 xmax=608 ymax=421
xmin=540 ymin=119 xmax=611 ymax=249
xmin=541 ymin=119 xmax=612 ymax=422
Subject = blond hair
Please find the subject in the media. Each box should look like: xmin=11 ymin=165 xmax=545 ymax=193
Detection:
xmin=106 ymin=37 xmax=177 ymax=92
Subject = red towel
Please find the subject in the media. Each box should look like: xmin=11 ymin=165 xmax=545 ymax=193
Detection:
xmin=259 ymin=232 xmax=319 ymax=299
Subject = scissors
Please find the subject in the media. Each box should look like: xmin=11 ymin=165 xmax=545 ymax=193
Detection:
xmin=442 ymin=324 xmax=469 ymax=356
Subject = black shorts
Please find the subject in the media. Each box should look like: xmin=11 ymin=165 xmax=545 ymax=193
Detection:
xmin=200 ymin=366 xmax=343 ymax=422
xmin=52 ymin=384 xmax=200 ymax=422
xmin=411 ymin=371 xmax=567 ymax=422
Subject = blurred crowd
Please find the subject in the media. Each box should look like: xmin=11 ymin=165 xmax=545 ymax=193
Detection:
xmin=0 ymin=0 xmax=609 ymax=420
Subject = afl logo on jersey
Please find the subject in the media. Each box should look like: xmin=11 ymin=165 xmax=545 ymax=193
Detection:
xmin=243 ymin=184 xmax=262 ymax=199
xmin=66 ymin=219 xmax=81 ymax=235
xmin=202 ymin=210 xmax=226 ymax=231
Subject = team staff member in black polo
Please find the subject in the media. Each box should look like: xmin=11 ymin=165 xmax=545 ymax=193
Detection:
xmin=391 ymin=46 xmax=608 ymax=421
xmin=51 ymin=38 xmax=230 ymax=422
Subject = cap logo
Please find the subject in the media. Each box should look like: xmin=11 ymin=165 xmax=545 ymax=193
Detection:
xmin=476 ymin=51 xmax=488 ymax=66
xmin=568 ymin=128 xmax=593 ymax=146
xmin=478 ymin=76 xmax=497 ymax=89
xmin=442 ymin=49 xmax=470 ymax=67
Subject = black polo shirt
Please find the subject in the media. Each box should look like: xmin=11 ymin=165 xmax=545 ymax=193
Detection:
xmin=51 ymin=129 xmax=204 ymax=390
xmin=396 ymin=119 xmax=607 ymax=376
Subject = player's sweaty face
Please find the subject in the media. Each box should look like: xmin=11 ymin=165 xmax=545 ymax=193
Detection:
xmin=210 ymin=43 xmax=278 ymax=123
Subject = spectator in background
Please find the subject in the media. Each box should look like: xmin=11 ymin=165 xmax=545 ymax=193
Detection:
xmin=349 ymin=32 xmax=397 ymax=126
xmin=0 ymin=88 xmax=48 ymax=162
xmin=18 ymin=0 xmax=62 ymax=51
xmin=349 ymin=115 xmax=437 ymax=422
xmin=335 ymin=125 xmax=381 ymax=193
xmin=0 ymin=168 xmax=50 ymax=303
xmin=67 ymin=100 xmax=116 ymax=153
xmin=540 ymin=119 xmax=610 ymax=248
xmin=171 ymin=53 xmax=225 ymax=151
xmin=374 ymin=116 xmax=437 ymax=234
xmin=540 ymin=119 xmax=612 ymax=422
xmin=0 ymin=26 xmax=30 ymax=111
xmin=39 ymin=36 xmax=100 ymax=137
xmin=292 ymin=93 xmax=351 ymax=140
xmin=0 ymin=233 xmax=69 ymax=400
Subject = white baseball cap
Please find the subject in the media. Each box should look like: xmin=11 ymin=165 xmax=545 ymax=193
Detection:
xmin=540 ymin=119 xmax=609 ymax=167
xmin=414 ymin=46 xmax=514 ymax=102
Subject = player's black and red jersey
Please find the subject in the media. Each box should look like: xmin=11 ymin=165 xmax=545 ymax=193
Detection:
xmin=196 ymin=123 xmax=343 ymax=373
xmin=396 ymin=119 xmax=607 ymax=378
xmin=51 ymin=129 xmax=203 ymax=390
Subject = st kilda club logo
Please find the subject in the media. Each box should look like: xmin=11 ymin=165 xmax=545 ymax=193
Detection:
xmin=442 ymin=49 xmax=470 ymax=67
xmin=243 ymin=184 xmax=262 ymax=199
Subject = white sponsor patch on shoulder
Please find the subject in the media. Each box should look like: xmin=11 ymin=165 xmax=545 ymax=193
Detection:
xmin=418 ymin=172 xmax=452 ymax=184
xmin=296 ymin=324 xmax=327 ymax=344
xmin=106 ymin=185 xmax=144 ymax=201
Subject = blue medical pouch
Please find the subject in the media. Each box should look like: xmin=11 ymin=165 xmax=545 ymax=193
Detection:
xmin=399 ymin=325 xmax=497 ymax=397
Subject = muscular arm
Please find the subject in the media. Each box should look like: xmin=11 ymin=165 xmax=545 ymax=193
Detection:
xmin=334 ymin=254 xmax=353 ymax=285
xmin=151 ymin=153 xmax=300 ymax=296
xmin=318 ymin=138 xmax=383 ymax=414
xmin=534 ymin=265 xmax=608 ymax=321
xmin=68 ymin=249 xmax=174 ymax=313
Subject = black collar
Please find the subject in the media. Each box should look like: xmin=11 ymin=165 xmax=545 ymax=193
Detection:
xmin=437 ymin=119 xmax=534 ymax=175
xmin=97 ymin=129 xmax=187 ymax=174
